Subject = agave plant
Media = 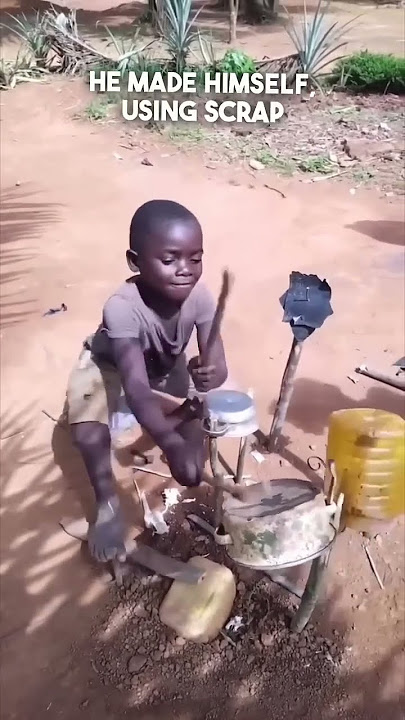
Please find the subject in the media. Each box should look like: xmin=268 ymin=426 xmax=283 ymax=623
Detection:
xmin=284 ymin=0 xmax=359 ymax=88
xmin=3 ymin=12 xmax=52 ymax=68
xmin=102 ymin=25 xmax=155 ymax=74
xmin=157 ymin=0 xmax=204 ymax=72
xmin=0 ymin=50 xmax=49 ymax=89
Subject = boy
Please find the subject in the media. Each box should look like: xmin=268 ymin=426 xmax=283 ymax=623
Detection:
xmin=66 ymin=199 xmax=228 ymax=564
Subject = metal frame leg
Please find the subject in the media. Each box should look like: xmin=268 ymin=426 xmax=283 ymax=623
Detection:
xmin=290 ymin=551 xmax=329 ymax=633
xmin=235 ymin=436 xmax=248 ymax=484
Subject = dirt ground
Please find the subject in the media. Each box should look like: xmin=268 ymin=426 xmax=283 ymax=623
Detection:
xmin=1 ymin=3 xmax=405 ymax=719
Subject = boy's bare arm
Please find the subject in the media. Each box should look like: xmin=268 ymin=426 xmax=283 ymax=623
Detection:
xmin=111 ymin=337 xmax=203 ymax=486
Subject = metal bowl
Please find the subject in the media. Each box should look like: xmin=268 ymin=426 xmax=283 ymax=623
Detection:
xmin=205 ymin=390 xmax=256 ymax=425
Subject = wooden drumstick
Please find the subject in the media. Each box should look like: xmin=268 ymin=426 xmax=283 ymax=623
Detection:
xmin=200 ymin=269 xmax=234 ymax=367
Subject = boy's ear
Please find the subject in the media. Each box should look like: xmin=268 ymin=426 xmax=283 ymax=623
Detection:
xmin=126 ymin=249 xmax=139 ymax=274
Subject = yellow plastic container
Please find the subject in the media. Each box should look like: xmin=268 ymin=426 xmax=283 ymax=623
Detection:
xmin=326 ymin=408 xmax=405 ymax=532
xmin=159 ymin=556 xmax=236 ymax=643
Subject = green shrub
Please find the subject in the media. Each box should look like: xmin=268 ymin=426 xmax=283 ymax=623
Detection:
xmin=333 ymin=51 xmax=405 ymax=94
xmin=217 ymin=50 xmax=257 ymax=77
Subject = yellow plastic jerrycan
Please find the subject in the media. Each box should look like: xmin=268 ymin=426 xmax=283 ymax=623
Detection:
xmin=326 ymin=408 xmax=405 ymax=532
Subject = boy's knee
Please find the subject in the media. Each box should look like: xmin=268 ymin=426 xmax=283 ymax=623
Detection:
xmin=71 ymin=421 xmax=110 ymax=450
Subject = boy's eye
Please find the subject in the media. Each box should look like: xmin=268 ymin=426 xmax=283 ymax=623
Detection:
xmin=191 ymin=256 xmax=202 ymax=264
xmin=161 ymin=258 xmax=175 ymax=265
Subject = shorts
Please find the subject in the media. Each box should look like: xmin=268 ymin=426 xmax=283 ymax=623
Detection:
xmin=66 ymin=337 xmax=195 ymax=427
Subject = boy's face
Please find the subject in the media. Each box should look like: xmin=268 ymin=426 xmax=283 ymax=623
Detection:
xmin=128 ymin=220 xmax=203 ymax=303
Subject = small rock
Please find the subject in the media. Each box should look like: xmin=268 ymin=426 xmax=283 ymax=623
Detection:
xmin=254 ymin=640 xmax=262 ymax=651
xmin=15 ymin=181 xmax=21 ymax=187
xmin=159 ymin=644 xmax=165 ymax=652
xmin=205 ymin=162 xmax=218 ymax=169
xmin=79 ymin=699 xmax=89 ymax=709
xmin=133 ymin=606 xmax=149 ymax=619
xmin=374 ymin=534 xmax=383 ymax=546
xmin=249 ymin=158 xmax=265 ymax=171
xmin=137 ymin=646 xmax=147 ymax=655
xmin=220 ymin=639 xmax=228 ymax=650
xmin=175 ymin=636 xmax=186 ymax=646
xmin=260 ymin=633 xmax=273 ymax=647
xmin=225 ymin=649 xmax=233 ymax=661
xmin=299 ymin=647 xmax=308 ymax=657
xmin=247 ymin=654 xmax=255 ymax=665
xmin=127 ymin=655 xmax=147 ymax=674
xmin=237 ymin=581 xmax=246 ymax=594
xmin=141 ymin=157 xmax=154 ymax=166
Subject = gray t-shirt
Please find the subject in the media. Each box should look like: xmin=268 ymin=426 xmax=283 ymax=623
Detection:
xmin=91 ymin=277 xmax=216 ymax=382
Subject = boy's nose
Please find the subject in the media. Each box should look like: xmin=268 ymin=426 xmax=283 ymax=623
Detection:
xmin=177 ymin=260 xmax=192 ymax=275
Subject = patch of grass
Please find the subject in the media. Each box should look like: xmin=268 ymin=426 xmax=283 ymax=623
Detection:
xmin=81 ymin=99 xmax=113 ymax=121
xmin=168 ymin=125 xmax=207 ymax=144
xmin=332 ymin=51 xmax=405 ymax=94
xmin=352 ymin=167 xmax=376 ymax=184
xmin=250 ymin=147 xmax=295 ymax=175
xmin=298 ymin=155 xmax=335 ymax=174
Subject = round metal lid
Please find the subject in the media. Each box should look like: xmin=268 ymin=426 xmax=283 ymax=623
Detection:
xmin=205 ymin=390 xmax=255 ymax=424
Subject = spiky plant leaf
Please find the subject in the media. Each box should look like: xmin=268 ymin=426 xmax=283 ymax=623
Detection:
xmin=284 ymin=0 xmax=360 ymax=86
xmin=158 ymin=0 xmax=205 ymax=71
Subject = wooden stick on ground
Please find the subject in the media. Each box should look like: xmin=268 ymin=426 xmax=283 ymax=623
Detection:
xmin=355 ymin=364 xmax=405 ymax=391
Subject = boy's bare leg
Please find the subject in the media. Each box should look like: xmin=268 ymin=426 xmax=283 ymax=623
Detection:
xmin=72 ymin=421 xmax=127 ymax=562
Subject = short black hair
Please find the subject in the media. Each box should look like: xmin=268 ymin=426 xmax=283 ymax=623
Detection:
xmin=129 ymin=199 xmax=200 ymax=254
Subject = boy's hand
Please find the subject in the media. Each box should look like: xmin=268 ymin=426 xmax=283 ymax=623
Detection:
xmin=88 ymin=497 xmax=127 ymax=563
xmin=163 ymin=433 xmax=204 ymax=487
xmin=188 ymin=356 xmax=216 ymax=393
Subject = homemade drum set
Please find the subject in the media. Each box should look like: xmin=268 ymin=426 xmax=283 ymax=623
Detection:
xmin=187 ymin=388 xmax=344 ymax=633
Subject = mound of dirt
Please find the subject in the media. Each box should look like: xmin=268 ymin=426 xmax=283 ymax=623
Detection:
xmin=87 ymin=514 xmax=346 ymax=717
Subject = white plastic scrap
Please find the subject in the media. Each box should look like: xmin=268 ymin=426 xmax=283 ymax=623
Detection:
xmin=162 ymin=487 xmax=181 ymax=512
xmin=225 ymin=616 xmax=244 ymax=633
xmin=251 ymin=450 xmax=265 ymax=465
xmin=138 ymin=487 xmax=169 ymax=535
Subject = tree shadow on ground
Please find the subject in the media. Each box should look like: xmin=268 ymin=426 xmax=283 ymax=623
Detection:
xmin=346 ymin=220 xmax=405 ymax=247
xmin=1 ymin=396 xmax=404 ymax=720
xmin=268 ymin=377 xmax=405 ymax=437
xmin=0 ymin=187 xmax=61 ymax=328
